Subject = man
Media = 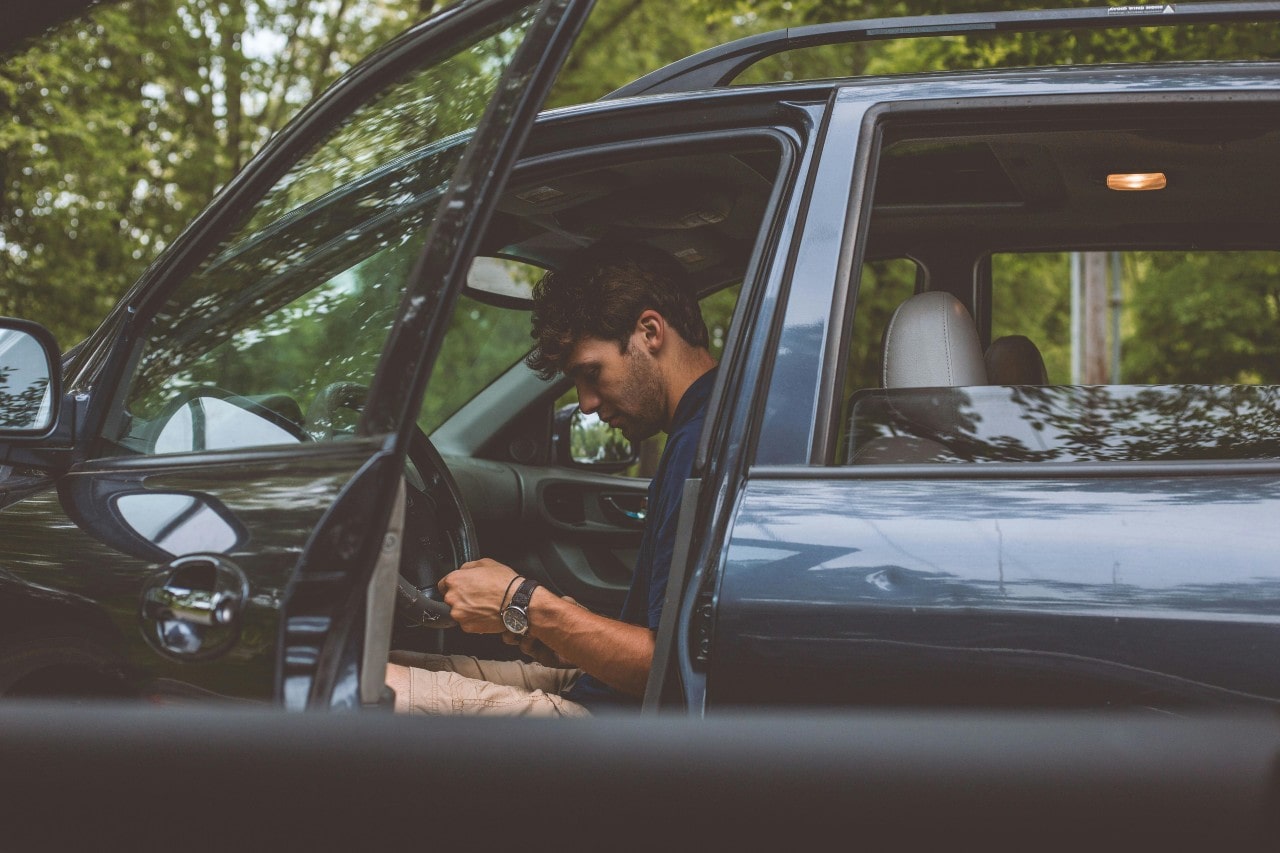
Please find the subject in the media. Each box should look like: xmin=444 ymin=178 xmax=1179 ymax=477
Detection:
xmin=385 ymin=244 xmax=718 ymax=716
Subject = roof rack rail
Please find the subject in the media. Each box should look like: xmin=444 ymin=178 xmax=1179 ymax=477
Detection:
xmin=604 ymin=1 xmax=1280 ymax=100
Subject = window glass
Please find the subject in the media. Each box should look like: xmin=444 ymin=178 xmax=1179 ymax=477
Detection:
xmin=833 ymin=259 xmax=918 ymax=463
xmin=843 ymin=259 xmax=920 ymax=396
xmin=843 ymin=250 xmax=1280 ymax=465
xmin=993 ymin=251 xmax=1280 ymax=385
xmin=106 ymin=12 xmax=536 ymax=456
xmin=418 ymin=289 xmax=537 ymax=434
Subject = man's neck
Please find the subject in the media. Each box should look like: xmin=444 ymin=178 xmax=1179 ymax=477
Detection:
xmin=662 ymin=350 xmax=717 ymax=430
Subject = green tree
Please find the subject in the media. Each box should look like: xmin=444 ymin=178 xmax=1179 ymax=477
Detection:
xmin=9 ymin=0 xmax=1280 ymax=391
xmin=0 ymin=0 xmax=432 ymax=350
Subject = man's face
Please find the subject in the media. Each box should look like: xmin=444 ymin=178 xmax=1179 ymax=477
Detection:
xmin=565 ymin=333 xmax=666 ymax=442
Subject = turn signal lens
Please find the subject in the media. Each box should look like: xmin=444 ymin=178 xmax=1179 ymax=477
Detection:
xmin=1106 ymin=172 xmax=1167 ymax=191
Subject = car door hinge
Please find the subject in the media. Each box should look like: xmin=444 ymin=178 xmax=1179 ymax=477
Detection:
xmin=691 ymin=592 xmax=715 ymax=666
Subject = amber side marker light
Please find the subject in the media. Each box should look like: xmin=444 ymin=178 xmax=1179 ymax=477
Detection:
xmin=1107 ymin=172 xmax=1167 ymax=191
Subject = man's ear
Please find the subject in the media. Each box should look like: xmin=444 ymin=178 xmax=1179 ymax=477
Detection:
xmin=636 ymin=309 xmax=665 ymax=354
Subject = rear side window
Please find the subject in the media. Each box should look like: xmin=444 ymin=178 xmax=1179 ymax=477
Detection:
xmin=993 ymin=251 xmax=1280 ymax=386
xmin=843 ymin=249 xmax=1280 ymax=465
xmin=833 ymin=258 xmax=918 ymax=463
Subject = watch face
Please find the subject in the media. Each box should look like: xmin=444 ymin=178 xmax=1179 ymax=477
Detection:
xmin=502 ymin=607 xmax=528 ymax=635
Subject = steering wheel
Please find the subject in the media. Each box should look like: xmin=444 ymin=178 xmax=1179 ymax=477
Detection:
xmin=306 ymin=382 xmax=477 ymax=629
xmin=396 ymin=426 xmax=478 ymax=629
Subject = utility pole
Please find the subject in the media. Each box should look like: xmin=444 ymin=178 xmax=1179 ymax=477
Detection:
xmin=1070 ymin=252 xmax=1082 ymax=383
xmin=1083 ymin=252 xmax=1110 ymax=383
xmin=1110 ymin=251 xmax=1123 ymax=383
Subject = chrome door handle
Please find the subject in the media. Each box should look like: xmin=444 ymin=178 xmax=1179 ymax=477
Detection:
xmin=140 ymin=554 xmax=249 ymax=659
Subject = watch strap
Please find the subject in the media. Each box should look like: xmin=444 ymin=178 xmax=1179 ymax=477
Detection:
xmin=510 ymin=578 xmax=540 ymax=612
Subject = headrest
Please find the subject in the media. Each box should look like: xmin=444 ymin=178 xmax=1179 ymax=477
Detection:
xmin=985 ymin=334 xmax=1049 ymax=385
xmin=881 ymin=291 xmax=987 ymax=388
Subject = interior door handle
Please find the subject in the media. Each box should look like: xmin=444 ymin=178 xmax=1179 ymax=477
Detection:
xmin=602 ymin=494 xmax=647 ymax=523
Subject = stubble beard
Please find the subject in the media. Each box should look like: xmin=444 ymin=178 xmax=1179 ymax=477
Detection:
xmin=616 ymin=341 xmax=666 ymax=443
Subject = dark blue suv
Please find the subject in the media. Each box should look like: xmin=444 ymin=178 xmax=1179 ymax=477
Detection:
xmin=4 ymin=0 xmax=1280 ymax=721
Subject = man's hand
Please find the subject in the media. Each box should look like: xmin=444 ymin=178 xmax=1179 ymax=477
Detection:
xmin=436 ymin=558 xmax=520 ymax=634
xmin=442 ymin=564 xmax=655 ymax=697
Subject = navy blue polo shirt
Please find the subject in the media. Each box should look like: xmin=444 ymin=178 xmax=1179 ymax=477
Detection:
xmin=563 ymin=367 xmax=717 ymax=711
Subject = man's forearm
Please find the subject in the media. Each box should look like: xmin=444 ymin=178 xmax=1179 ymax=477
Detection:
xmin=526 ymin=587 xmax=655 ymax=698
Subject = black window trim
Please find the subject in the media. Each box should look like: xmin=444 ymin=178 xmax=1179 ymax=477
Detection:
xmin=814 ymin=89 xmax=1280 ymax=469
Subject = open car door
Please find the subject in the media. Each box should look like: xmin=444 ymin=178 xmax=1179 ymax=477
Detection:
xmin=0 ymin=0 xmax=591 ymax=710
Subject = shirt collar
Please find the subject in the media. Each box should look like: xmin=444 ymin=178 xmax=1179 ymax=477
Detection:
xmin=670 ymin=366 xmax=717 ymax=433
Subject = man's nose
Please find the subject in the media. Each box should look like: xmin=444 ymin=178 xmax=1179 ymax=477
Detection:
xmin=577 ymin=386 xmax=600 ymax=414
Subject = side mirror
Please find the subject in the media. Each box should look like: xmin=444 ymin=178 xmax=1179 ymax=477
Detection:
xmin=0 ymin=318 xmax=60 ymax=436
xmin=553 ymin=403 xmax=638 ymax=472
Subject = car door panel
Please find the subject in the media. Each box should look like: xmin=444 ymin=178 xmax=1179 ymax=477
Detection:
xmin=0 ymin=444 xmax=385 ymax=700
xmin=447 ymin=453 xmax=644 ymax=614
xmin=709 ymin=474 xmax=1280 ymax=709
xmin=521 ymin=470 xmax=648 ymax=613
xmin=0 ymin=0 xmax=597 ymax=706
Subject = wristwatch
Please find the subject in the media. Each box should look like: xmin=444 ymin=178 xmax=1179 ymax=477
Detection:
xmin=501 ymin=578 xmax=540 ymax=636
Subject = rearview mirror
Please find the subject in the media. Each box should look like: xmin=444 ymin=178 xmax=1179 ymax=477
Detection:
xmin=0 ymin=318 xmax=60 ymax=435
xmin=464 ymin=256 xmax=541 ymax=305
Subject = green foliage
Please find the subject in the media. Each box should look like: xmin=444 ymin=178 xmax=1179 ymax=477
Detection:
xmin=991 ymin=253 xmax=1073 ymax=383
xmin=1123 ymin=253 xmax=1280 ymax=384
xmin=419 ymin=293 xmax=531 ymax=432
xmin=1 ymin=0 xmax=431 ymax=350
xmin=845 ymin=258 xmax=917 ymax=393
xmin=0 ymin=369 xmax=49 ymax=428
xmin=113 ymin=8 xmax=526 ymax=448
xmin=7 ymin=0 xmax=1280 ymax=401
xmin=992 ymin=251 xmax=1280 ymax=388
xmin=569 ymin=410 xmax=633 ymax=464
xmin=546 ymin=0 xmax=767 ymax=107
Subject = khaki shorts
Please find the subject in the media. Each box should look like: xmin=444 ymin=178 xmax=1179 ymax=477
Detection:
xmin=388 ymin=651 xmax=591 ymax=718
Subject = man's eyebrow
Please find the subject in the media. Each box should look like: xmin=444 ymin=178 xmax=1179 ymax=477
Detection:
xmin=564 ymin=359 xmax=598 ymax=380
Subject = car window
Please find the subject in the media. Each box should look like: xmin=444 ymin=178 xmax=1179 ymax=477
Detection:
xmin=418 ymin=261 xmax=542 ymax=434
xmin=839 ymin=115 xmax=1280 ymax=467
xmin=833 ymin=258 xmax=918 ymax=463
xmin=102 ymin=10 xmax=538 ymax=456
xmin=993 ymin=250 xmax=1280 ymax=386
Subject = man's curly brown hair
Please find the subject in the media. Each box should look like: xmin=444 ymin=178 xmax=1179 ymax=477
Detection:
xmin=525 ymin=243 xmax=709 ymax=380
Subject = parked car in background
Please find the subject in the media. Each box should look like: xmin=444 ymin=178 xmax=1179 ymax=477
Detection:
xmin=3 ymin=0 xmax=1280 ymax=844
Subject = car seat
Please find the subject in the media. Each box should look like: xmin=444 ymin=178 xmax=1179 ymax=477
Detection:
xmin=848 ymin=291 xmax=987 ymax=463
xmin=984 ymin=334 xmax=1049 ymax=385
